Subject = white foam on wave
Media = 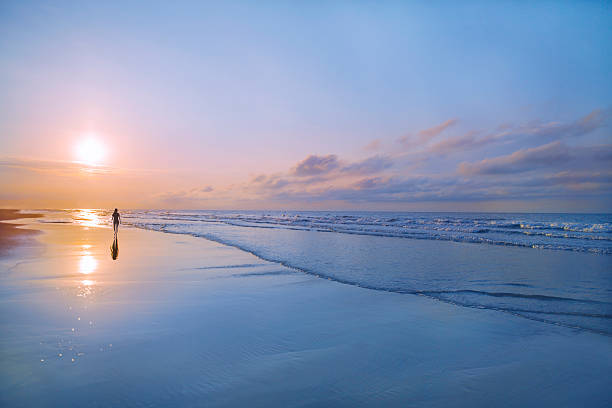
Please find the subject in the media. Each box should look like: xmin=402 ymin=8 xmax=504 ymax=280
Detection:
xmin=119 ymin=210 xmax=612 ymax=254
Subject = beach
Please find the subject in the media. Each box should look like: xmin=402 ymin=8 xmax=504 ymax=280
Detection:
xmin=0 ymin=211 xmax=611 ymax=407
xmin=0 ymin=210 xmax=41 ymax=258
xmin=3 ymin=0 xmax=611 ymax=406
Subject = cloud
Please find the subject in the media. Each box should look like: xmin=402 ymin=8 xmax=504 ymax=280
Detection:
xmin=248 ymin=174 xmax=294 ymax=192
xmin=261 ymin=177 xmax=290 ymax=190
xmin=458 ymin=142 xmax=612 ymax=175
xmin=571 ymin=109 xmax=608 ymax=134
xmin=352 ymin=177 xmax=387 ymax=190
xmin=525 ymin=171 xmax=612 ymax=190
xmin=239 ymin=153 xmax=399 ymax=202
xmin=265 ymin=169 xmax=612 ymax=204
xmin=158 ymin=186 xmax=216 ymax=202
xmin=418 ymin=118 xmax=458 ymax=141
xmin=0 ymin=156 xmax=161 ymax=176
xmin=291 ymin=154 xmax=340 ymax=176
xmin=0 ymin=157 xmax=112 ymax=174
xmin=251 ymin=174 xmax=267 ymax=183
xmin=458 ymin=142 xmax=570 ymax=175
xmin=340 ymin=155 xmax=394 ymax=175
xmin=402 ymin=109 xmax=610 ymax=158
xmin=399 ymin=118 xmax=458 ymax=146
xmin=133 ymin=138 xmax=612 ymax=210
xmin=523 ymin=109 xmax=608 ymax=138
xmin=363 ymin=139 xmax=382 ymax=151
xmin=241 ymin=139 xmax=612 ymax=206
xmin=486 ymin=109 xmax=610 ymax=144
xmin=265 ymin=175 xmax=490 ymax=203
xmin=428 ymin=131 xmax=488 ymax=155
xmin=284 ymin=154 xmax=394 ymax=182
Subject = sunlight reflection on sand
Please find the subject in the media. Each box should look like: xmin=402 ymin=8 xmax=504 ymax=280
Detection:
xmin=79 ymin=253 xmax=97 ymax=275
xmin=77 ymin=240 xmax=99 ymax=299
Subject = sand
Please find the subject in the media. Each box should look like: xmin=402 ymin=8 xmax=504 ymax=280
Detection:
xmin=0 ymin=217 xmax=611 ymax=407
xmin=0 ymin=209 xmax=41 ymax=258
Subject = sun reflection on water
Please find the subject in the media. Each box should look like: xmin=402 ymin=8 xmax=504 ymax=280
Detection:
xmin=76 ymin=237 xmax=99 ymax=299
xmin=79 ymin=253 xmax=97 ymax=275
xmin=73 ymin=209 xmax=108 ymax=229
xmin=77 ymin=243 xmax=98 ymax=298
xmin=40 ymin=226 xmax=110 ymax=365
xmin=77 ymin=279 xmax=97 ymax=298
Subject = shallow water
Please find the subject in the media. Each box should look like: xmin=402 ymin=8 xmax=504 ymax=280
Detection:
xmin=123 ymin=210 xmax=612 ymax=254
xmin=40 ymin=210 xmax=612 ymax=335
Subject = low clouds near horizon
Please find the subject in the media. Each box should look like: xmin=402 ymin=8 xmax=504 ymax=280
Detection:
xmin=155 ymin=109 xmax=611 ymax=211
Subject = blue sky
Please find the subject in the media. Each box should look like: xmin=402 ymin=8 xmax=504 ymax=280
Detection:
xmin=1 ymin=1 xmax=611 ymax=210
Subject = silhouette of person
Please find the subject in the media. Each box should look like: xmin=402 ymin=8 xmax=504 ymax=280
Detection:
xmin=112 ymin=208 xmax=121 ymax=234
xmin=110 ymin=236 xmax=119 ymax=260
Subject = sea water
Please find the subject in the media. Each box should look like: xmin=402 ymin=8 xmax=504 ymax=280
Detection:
xmin=42 ymin=210 xmax=612 ymax=335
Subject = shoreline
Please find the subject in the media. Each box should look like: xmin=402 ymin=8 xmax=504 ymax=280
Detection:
xmin=0 ymin=209 xmax=42 ymax=258
xmin=134 ymin=225 xmax=612 ymax=337
xmin=1 ymin=216 xmax=611 ymax=406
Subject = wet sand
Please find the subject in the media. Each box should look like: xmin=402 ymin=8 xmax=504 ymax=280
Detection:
xmin=0 ymin=218 xmax=611 ymax=407
xmin=0 ymin=210 xmax=41 ymax=258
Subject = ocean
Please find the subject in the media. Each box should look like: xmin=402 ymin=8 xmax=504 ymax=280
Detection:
xmin=37 ymin=209 xmax=612 ymax=335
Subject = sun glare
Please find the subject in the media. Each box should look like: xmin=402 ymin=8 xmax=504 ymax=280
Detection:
xmin=75 ymin=137 xmax=106 ymax=165
xmin=79 ymin=253 xmax=97 ymax=275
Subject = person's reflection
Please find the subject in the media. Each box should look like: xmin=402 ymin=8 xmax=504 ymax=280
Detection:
xmin=110 ymin=236 xmax=119 ymax=260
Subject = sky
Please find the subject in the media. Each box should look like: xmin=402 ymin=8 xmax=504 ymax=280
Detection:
xmin=1 ymin=1 xmax=611 ymax=211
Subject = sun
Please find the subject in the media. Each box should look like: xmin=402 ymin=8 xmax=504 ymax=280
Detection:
xmin=75 ymin=136 xmax=106 ymax=165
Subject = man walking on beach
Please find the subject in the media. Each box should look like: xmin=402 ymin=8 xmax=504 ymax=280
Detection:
xmin=112 ymin=209 xmax=121 ymax=234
